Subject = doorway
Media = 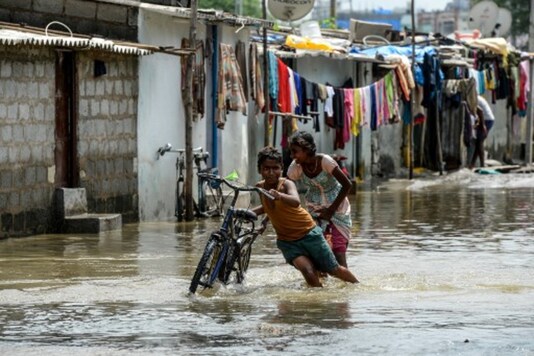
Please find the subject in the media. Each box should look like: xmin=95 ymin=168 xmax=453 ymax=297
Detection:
xmin=54 ymin=50 xmax=79 ymax=188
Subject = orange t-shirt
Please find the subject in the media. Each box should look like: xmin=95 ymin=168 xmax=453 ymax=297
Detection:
xmin=260 ymin=178 xmax=316 ymax=241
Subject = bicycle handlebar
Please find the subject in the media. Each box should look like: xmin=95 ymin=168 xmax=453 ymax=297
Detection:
xmin=197 ymin=173 xmax=275 ymax=200
xmin=157 ymin=143 xmax=204 ymax=157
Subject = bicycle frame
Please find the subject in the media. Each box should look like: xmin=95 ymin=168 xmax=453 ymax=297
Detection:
xmin=189 ymin=174 xmax=274 ymax=294
xmin=157 ymin=144 xmax=223 ymax=220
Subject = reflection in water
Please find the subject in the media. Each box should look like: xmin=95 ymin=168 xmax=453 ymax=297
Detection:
xmin=0 ymin=171 xmax=533 ymax=355
xmin=272 ymin=300 xmax=352 ymax=329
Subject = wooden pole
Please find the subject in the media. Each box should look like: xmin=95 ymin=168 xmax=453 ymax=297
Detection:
xmin=184 ymin=0 xmax=198 ymax=221
xmin=263 ymin=0 xmax=270 ymax=146
xmin=330 ymin=0 xmax=336 ymax=19
xmin=435 ymin=92 xmax=444 ymax=174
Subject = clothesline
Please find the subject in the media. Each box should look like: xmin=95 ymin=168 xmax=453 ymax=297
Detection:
xmin=269 ymin=111 xmax=313 ymax=121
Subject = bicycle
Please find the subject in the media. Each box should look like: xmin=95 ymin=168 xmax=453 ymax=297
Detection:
xmin=189 ymin=173 xmax=274 ymax=294
xmin=157 ymin=144 xmax=224 ymax=221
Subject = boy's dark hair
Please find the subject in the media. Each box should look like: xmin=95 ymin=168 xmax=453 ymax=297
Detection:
xmin=289 ymin=130 xmax=316 ymax=155
xmin=257 ymin=146 xmax=283 ymax=171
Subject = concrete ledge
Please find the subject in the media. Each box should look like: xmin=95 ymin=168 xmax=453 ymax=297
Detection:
xmin=55 ymin=188 xmax=88 ymax=216
xmin=63 ymin=213 xmax=122 ymax=234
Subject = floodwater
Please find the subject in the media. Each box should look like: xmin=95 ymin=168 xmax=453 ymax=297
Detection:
xmin=1 ymin=169 xmax=533 ymax=355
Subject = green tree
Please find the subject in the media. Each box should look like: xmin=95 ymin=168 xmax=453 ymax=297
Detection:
xmin=199 ymin=0 xmax=262 ymax=18
xmin=471 ymin=0 xmax=529 ymax=37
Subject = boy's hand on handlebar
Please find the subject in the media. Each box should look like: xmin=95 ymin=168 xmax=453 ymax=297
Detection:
xmin=268 ymin=189 xmax=282 ymax=200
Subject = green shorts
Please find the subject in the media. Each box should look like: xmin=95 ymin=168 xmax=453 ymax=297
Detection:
xmin=276 ymin=225 xmax=339 ymax=273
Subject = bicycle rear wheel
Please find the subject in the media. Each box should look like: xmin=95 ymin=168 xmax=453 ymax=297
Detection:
xmin=223 ymin=235 xmax=255 ymax=284
xmin=176 ymin=190 xmax=185 ymax=221
xmin=200 ymin=180 xmax=224 ymax=217
xmin=239 ymin=239 xmax=254 ymax=273
xmin=222 ymin=242 xmax=242 ymax=284
xmin=189 ymin=237 xmax=225 ymax=294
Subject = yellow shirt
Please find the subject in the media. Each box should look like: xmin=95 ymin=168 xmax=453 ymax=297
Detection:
xmin=260 ymin=178 xmax=316 ymax=241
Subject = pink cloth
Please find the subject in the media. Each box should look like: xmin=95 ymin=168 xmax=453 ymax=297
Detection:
xmin=343 ymin=88 xmax=354 ymax=144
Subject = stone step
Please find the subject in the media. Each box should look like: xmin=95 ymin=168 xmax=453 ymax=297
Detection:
xmin=63 ymin=213 xmax=122 ymax=234
xmin=55 ymin=187 xmax=122 ymax=233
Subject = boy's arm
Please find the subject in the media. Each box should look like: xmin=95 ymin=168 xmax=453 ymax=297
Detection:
xmin=251 ymin=205 xmax=268 ymax=233
xmin=321 ymin=166 xmax=352 ymax=220
xmin=251 ymin=205 xmax=264 ymax=216
xmin=268 ymin=179 xmax=301 ymax=207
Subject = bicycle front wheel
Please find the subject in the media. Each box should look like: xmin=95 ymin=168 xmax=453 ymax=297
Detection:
xmin=189 ymin=237 xmax=225 ymax=294
xmin=239 ymin=239 xmax=254 ymax=274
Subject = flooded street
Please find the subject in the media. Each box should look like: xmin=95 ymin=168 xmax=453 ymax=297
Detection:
xmin=1 ymin=170 xmax=533 ymax=355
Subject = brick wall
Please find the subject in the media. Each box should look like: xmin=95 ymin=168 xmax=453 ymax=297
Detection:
xmin=0 ymin=45 xmax=56 ymax=237
xmin=0 ymin=0 xmax=138 ymax=41
xmin=0 ymin=45 xmax=140 ymax=238
xmin=77 ymin=52 xmax=139 ymax=223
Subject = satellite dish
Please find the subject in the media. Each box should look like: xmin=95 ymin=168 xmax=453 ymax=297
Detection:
xmin=468 ymin=0 xmax=499 ymax=37
xmin=267 ymin=0 xmax=315 ymax=22
xmin=493 ymin=8 xmax=512 ymax=37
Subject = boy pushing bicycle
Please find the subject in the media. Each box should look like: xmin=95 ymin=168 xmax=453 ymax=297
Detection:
xmin=252 ymin=146 xmax=359 ymax=287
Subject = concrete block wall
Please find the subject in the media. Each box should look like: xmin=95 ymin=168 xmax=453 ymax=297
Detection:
xmin=77 ymin=52 xmax=139 ymax=223
xmin=0 ymin=0 xmax=138 ymax=41
xmin=0 ymin=45 xmax=56 ymax=237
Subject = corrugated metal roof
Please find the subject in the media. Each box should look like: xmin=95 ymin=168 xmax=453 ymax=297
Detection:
xmin=96 ymin=0 xmax=273 ymax=28
xmin=0 ymin=28 xmax=152 ymax=56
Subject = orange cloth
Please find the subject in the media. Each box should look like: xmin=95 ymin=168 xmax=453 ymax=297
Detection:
xmin=260 ymin=178 xmax=316 ymax=241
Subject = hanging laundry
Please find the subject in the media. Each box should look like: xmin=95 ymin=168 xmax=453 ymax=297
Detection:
xmin=277 ymin=58 xmax=291 ymax=113
xmin=235 ymin=40 xmax=248 ymax=99
xmin=352 ymin=88 xmax=361 ymax=137
xmin=216 ymin=43 xmax=247 ymax=129
xmin=343 ymin=88 xmax=354 ymax=144
xmin=249 ymin=43 xmax=264 ymax=112
xmin=442 ymin=77 xmax=477 ymax=115
xmin=267 ymin=51 xmax=279 ymax=111
xmin=324 ymin=85 xmax=335 ymax=128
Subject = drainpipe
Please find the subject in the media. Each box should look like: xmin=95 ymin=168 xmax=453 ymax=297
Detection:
xmin=211 ymin=25 xmax=219 ymax=168
xmin=263 ymin=0 xmax=270 ymax=146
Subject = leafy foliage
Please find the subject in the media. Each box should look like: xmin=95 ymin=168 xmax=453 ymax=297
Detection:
xmin=199 ymin=0 xmax=262 ymax=18
xmin=320 ymin=17 xmax=337 ymax=30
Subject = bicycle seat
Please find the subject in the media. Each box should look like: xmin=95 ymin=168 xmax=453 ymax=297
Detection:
xmin=235 ymin=209 xmax=257 ymax=221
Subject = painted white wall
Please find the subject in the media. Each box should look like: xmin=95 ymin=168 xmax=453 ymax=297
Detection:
xmin=215 ymin=25 xmax=253 ymax=182
xmin=264 ymin=56 xmax=373 ymax=179
xmin=137 ymin=10 xmax=254 ymax=221
xmin=137 ymin=11 xmax=209 ymax=221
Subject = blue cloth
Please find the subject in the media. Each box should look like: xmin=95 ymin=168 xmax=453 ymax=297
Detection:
xmin=267 ymin=50 xmax=278 ymax=101
xmin=370 ymin=83 xmax=377 ymax=131
xmin=354 ymin=45 xmax=438 ymax=64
